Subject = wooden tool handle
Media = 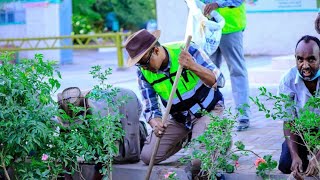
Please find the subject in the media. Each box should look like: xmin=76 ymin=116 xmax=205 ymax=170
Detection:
xmin=145 ymin=35 xmax=192 ymax=180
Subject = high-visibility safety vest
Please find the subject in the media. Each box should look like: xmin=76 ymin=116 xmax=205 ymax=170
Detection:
xmin=217 ymin=2 xmax=246 ymax=34
xmin=140 ymin=43 xmax=222 ymax=117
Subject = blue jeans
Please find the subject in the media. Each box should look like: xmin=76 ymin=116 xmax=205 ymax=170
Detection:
xmin=210 ymin=31 xmax=250 ymax=120
xmin=278 ymin=139 xmax=309 ymax=174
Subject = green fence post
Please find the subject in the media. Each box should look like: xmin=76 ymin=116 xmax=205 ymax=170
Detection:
xmin=116 ymin=33 xmax=124 ymax=69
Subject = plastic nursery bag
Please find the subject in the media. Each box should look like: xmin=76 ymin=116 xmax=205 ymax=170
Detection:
xmin=185 ymin=0 xmax=225 ymax=56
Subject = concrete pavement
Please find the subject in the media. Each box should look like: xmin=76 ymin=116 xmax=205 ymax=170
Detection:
xmin=55 ymin=49 xmax=301 ymax=180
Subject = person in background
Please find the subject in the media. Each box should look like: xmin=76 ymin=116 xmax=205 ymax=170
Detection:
xmin=202 ymin=0 xmax=250 ymax=131
xmin=315 ymin=11 xmax=320 ymax=34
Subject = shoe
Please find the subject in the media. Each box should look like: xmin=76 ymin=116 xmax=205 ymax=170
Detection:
xmin=236 ymin=119 xmax=250 ymax=131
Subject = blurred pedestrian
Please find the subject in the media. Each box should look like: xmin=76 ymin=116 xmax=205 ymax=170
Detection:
xmin=202 ymin=0 xmax=250 ymax=131
xmin=315 ymin=12 xmax=320 ymax=34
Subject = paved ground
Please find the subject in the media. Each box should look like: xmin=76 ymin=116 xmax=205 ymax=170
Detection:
xmin=54 ymin=50 xmax=304 ymax=180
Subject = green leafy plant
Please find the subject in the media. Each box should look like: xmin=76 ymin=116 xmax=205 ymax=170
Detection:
xmin=184 ymin=108 xmax=278 ymax=180
xmin=58 ymin=65 xmax=126 ymax=179
xmin=251 ymin=86 xmax=320 ymax=178
xmin=182 ymin=109 xmax=236 ymax=179
xmin=0 ymin=52 xmax=67 ymax=179
xmin=71 ymin=15 xmax=93 ymax=45
xmin=255 ymin=155 xmax=278 ymax=179
xmin=104 ymin=0 xmax=156 ymax=30
xmin=86 ymin=65 xmax=126 ymax=179
xmin=72 ymin=0 xmax=102 ymax=23
xmin=72 ymin=0 xmax=156 ymax=31
xmin=72 ymin=15 xmax=93 ymax=36
xmin=0 ymin=52 xmax=126 ymax=179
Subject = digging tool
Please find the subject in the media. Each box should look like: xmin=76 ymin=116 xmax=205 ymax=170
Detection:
xmin=145 ymin=35 xmax=192 ymax=180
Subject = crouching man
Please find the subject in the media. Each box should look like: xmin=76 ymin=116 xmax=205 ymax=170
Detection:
xmin=57 ymin=86 xmax=147 ymax=179
xmin=278 ymin=35 xmax=320 ymax=179
xmin=124 ymin=29 xmax=225 ymax=178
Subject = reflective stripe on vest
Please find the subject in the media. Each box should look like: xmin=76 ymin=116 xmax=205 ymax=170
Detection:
xmin=216 ymin=3 xmax=246 ymax=34
xmin=140 ymin=43 xmax=221 ymax=114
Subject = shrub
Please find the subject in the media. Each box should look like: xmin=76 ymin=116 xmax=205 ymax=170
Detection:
xmin=57 ymin=66 xmax=125 ymax=179
xmin=0 ymin=52 xmax=65 ymax=179
xmin=251 ymin=86 xmax=320 ymax=178
xmin=0 ymin=52 xmax=126 ymax=179
xmin=184 ymin=108 xmax=277 ymax=179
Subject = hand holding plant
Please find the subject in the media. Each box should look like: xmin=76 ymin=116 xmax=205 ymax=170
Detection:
xmin=251 ymin=86 xmax=320 ymax=179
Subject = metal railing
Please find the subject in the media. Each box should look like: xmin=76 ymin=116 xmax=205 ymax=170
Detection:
xmin=0 ymin=32 xmax=131 ymax=68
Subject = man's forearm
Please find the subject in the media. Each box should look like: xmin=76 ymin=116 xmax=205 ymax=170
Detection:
xmin=284 ymin=122 xmax=300 ymax=159
xmin=190 ymin=63 xmax=216 ymax=87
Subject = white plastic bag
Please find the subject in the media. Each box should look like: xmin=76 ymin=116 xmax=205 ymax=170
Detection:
xmin=185 ymin=0 xmax=225 ymax=56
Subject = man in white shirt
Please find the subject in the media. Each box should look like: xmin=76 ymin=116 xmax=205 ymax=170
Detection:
xmin=278 ymin=35 xmax=320 ymax=178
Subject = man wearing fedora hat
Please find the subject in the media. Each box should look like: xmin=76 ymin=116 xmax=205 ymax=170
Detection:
xmin=125 ymin=29 xmax=226 ymax=170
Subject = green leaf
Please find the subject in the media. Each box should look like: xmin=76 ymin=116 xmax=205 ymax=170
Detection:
xmin=225 ymin=164 xmax=235 ymax=173
xmin=230 ymin=154 xmax=239 ymax=161
xmin=234 ymin=141 xmax=245 ymax=150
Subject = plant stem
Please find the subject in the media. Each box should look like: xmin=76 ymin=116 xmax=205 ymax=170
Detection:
xmin=109 ymin=161 xmax=112 ymax=180
xmin=296 ymin=130 xmax=320 ymax=173
xmin=229 ymin=149 xmax=261 ymax=159
xmin=0 ymin=155 xmax=10 ymax=180
xmin=79 ymin=165 xmax=86 ymax=180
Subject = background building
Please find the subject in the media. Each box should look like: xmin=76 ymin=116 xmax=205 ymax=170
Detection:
xmin=156 ymin=0 xmax=319 ymax=55
xmin=0 ymin=0 xmax=72 ymax=64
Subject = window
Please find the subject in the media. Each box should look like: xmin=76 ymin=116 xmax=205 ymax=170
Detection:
xmin=0 ymin=2 xmax=25 ymax=25
xmin=0 ymin=11 xmax=5 ymax=24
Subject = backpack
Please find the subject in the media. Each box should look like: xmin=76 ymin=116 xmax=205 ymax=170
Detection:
xmin=57 ymin=87 xmax=146 ymax=164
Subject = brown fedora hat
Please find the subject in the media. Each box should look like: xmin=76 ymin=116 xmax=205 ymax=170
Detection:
xmin=125 ymin=29 xmax=161 ymax=67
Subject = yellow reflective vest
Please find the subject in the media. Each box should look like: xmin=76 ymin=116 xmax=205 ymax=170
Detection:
xmin=200 ymin=1 xmax=247 ymax=34
xmin=217 ymin=2 xmax=246 ymax=34
xmin=140 ymin=43 xmax=222 ymax=115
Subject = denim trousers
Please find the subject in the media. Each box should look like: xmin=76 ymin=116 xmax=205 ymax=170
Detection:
xmin=210 ymin=31 xmax=250 ymax=120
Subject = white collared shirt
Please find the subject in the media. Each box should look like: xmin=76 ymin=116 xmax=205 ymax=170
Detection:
xmin=278 ymin=67 xmax=320 ymax=121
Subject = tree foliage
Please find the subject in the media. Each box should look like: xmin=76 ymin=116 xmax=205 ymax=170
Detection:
xmin=72 ymin=0 xmax=156 ymax=31
xmin=72 ymin=0 xmax=101 ymax=22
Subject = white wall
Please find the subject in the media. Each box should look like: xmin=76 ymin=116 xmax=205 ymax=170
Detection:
xmin=24 ymin=3 xmax=60 ymax=61
xmin=0 ymin=2 xmax=61 ymax=62
xmin=0 ymin=24 xmax=26 ymax=38
xmin=156 ymin=0 xmax=319 ymax=55
xmin=244 ymin=12 xmax=318 ymax=55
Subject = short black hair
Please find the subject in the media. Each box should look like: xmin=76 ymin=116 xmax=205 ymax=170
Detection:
xmin=154 ymin=41 xmax=160 ymax=47
xmin=295 ymin=35 xmax=320 ymax=50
